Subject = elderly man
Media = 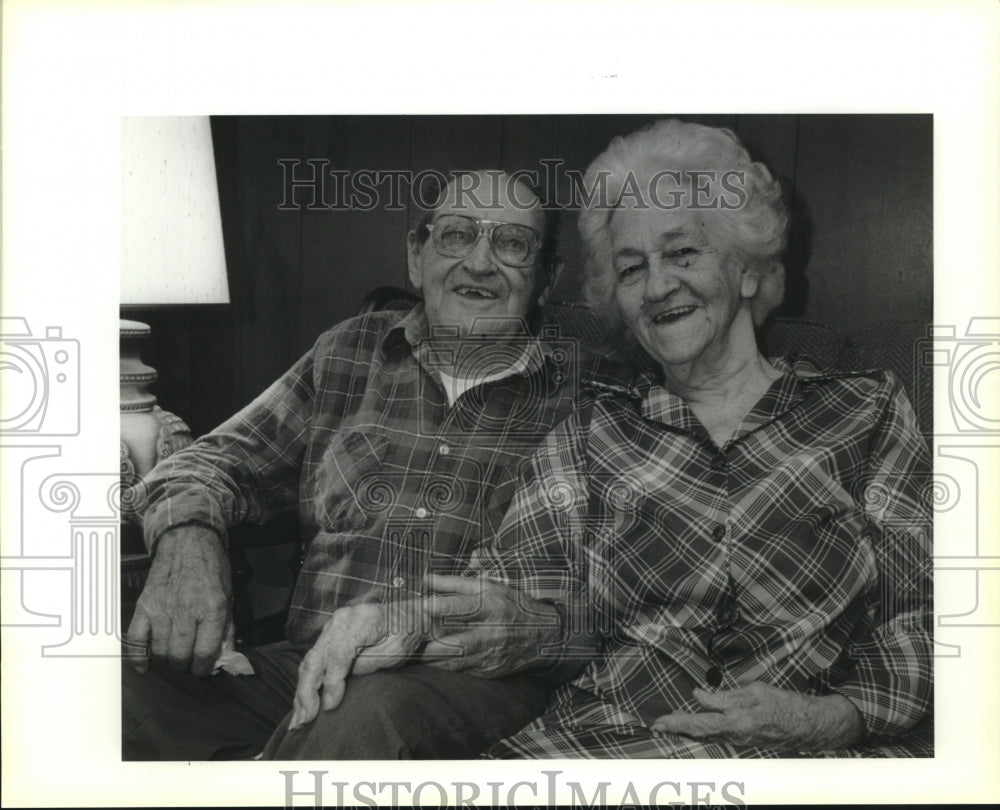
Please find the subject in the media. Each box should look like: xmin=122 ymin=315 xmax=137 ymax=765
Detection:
xmin=124 ymin=169 xmax=620 ymax=760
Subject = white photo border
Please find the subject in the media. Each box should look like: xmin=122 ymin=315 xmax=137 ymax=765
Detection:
xmin=2 ymin=0 xmax=998 ymax=806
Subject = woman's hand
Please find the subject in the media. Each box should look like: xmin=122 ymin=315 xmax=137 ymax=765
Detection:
xmin=651 ymin=682 xmax=866 ymax=752
xmin=418 ymin=574 xmax=563 ymax=677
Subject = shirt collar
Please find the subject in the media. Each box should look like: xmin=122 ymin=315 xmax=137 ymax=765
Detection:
xmin=607 ymin=356 xmax=811 ymax=444
xmin=736 ymin=357 xmax=807 ymax=435
xmin=380 ymin=302 xmax=431 ymax=359
xmin=380 ymin=301 xmax=566 ymax=383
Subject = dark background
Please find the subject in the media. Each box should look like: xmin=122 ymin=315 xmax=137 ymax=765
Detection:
xmin=124 ymin=113 xmax=932 ymax=441
xmin=122 ymin=114 xmax=933 ymax=620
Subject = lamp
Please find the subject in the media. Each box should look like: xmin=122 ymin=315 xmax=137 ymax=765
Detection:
xmin=119 ymin=116 xmax=229 ymax=489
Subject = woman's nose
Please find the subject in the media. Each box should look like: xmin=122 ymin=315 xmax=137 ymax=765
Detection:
xmin=643 ymin=259 xmax=680 ymax=301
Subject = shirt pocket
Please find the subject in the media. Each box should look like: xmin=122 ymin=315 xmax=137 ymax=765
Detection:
xmin=314 ymin=430 xmax=390 ymax=532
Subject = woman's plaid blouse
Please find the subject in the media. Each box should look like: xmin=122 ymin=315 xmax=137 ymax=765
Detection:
xmin=476 ymin=357 xmax=933 ymax=758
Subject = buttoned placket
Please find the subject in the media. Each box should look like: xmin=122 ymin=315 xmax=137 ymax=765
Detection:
xmin=381 ymin=356 xmax=495 ymax=598
xmin=382 ymin=336 xmax=565 ymax=599
xmin=374 ymin=345 xmax=451 ymax=600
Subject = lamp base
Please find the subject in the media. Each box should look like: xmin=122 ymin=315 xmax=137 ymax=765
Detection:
xmin=120 ymin=319 xmax=193 ymax=490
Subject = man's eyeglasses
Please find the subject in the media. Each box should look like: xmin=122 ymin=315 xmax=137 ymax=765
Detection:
xmin=426 ymin=214 xmax=541 ymax=269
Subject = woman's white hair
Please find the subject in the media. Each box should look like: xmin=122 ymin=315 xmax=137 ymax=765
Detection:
xmin=578 ymin=119 xmax=789 ymax=326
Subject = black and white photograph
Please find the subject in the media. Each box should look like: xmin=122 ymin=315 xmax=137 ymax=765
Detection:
xmin=2 ymin=2 xmax=998 ymax=808
xmin=118 ymin=113 xmax=934 ymax=764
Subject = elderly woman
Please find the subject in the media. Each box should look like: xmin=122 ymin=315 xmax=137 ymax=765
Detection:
xmin=282 ymin=120 xmax=932 ymax=759
xmin=470 ymin=119 xmax=933 ymax=758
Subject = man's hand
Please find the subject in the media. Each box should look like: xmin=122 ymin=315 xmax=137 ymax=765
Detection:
xmin=650 ymin=682 xmax=866 ymax=752
xmin=418 ymin=573 xmax=562 ymax=678
xmin=289 ymin=602 xmax=425 ymax=731
xmin=125 ymin=525 xmax=232 ymax=677
xmin=287 ymin=574 xmax=566 ymax=731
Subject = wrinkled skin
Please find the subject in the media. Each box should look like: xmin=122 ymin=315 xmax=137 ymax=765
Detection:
xmin=125 ymin=525 xmax=232 ymax=677
xmin=651 ymin=682 xmax=866 ymax=752
xmin=288 ymin=573 xmax=561 ymax=731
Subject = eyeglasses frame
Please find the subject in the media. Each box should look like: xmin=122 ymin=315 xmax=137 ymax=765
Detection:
xmin=425 ymin=214 xmax=542 ymax=269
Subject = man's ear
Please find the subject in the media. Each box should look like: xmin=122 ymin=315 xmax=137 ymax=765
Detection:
xmin=407 ymin=231 xmax=424 ymax=291
xmin=535 ymin=259 xmax=562 ymax=309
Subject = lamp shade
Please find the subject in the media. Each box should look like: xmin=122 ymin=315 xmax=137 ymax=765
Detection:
xmin=121 ymin=116 xmax=229 ymax=305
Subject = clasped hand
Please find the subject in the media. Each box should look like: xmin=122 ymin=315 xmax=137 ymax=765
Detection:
xmin=288 ymin=574 xmax=560 ymax=731
xmin=651 ymin=682 xmax=865 ymax=752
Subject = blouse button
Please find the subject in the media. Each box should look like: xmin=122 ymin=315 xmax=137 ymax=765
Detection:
xmin=415 ymin=507 xmax=429 ymax=519
xmin=716 ymin=600 xmax=738 ymax=625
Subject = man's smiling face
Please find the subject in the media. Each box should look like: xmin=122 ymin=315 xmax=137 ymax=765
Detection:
xmin=408 ymin=171 xmax=549 ymax=337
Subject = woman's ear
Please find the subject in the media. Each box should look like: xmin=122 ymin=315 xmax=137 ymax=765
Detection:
xmin=740 ymin=265 xmax=760 ymax=300
xmin=749 ymin=262 xmax=786 ymax=326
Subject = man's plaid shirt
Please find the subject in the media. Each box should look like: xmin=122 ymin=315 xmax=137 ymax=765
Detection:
xmin=475 ymin=357 xmax=933 ymax=758
xmin=128 ymin=304 xmax=620 ymax=645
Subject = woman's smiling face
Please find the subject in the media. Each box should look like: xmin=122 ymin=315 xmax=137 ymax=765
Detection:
xmin=610 ymin=205 xmax=758 ymax=374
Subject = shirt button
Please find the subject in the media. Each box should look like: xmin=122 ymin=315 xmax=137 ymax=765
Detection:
xmin=391 ymin=576 xmax=406 ymax=589
xmin=710 ymin=453 xmax=727 ymax=471
xmin=716 ymin=600 xmax=738 ymax=625
xmin=711 ymin=524 xmax=726 ymax=542
xmin=438 ymin=444 xmax=451 ymax=456
xmin=415 ymin=507 xmax=429 ymax=519
xmin=706 ymin=666 xmax=724 ymax=687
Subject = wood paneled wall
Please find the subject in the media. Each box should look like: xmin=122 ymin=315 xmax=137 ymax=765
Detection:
xmin=123 ymin=114 xmax=932 ymax=440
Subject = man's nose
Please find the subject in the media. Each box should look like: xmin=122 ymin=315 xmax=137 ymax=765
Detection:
xmin=643 ymin=259 xmax=681 ymax=302
xmin=462 ymin=233 xmax=496 ymax=273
